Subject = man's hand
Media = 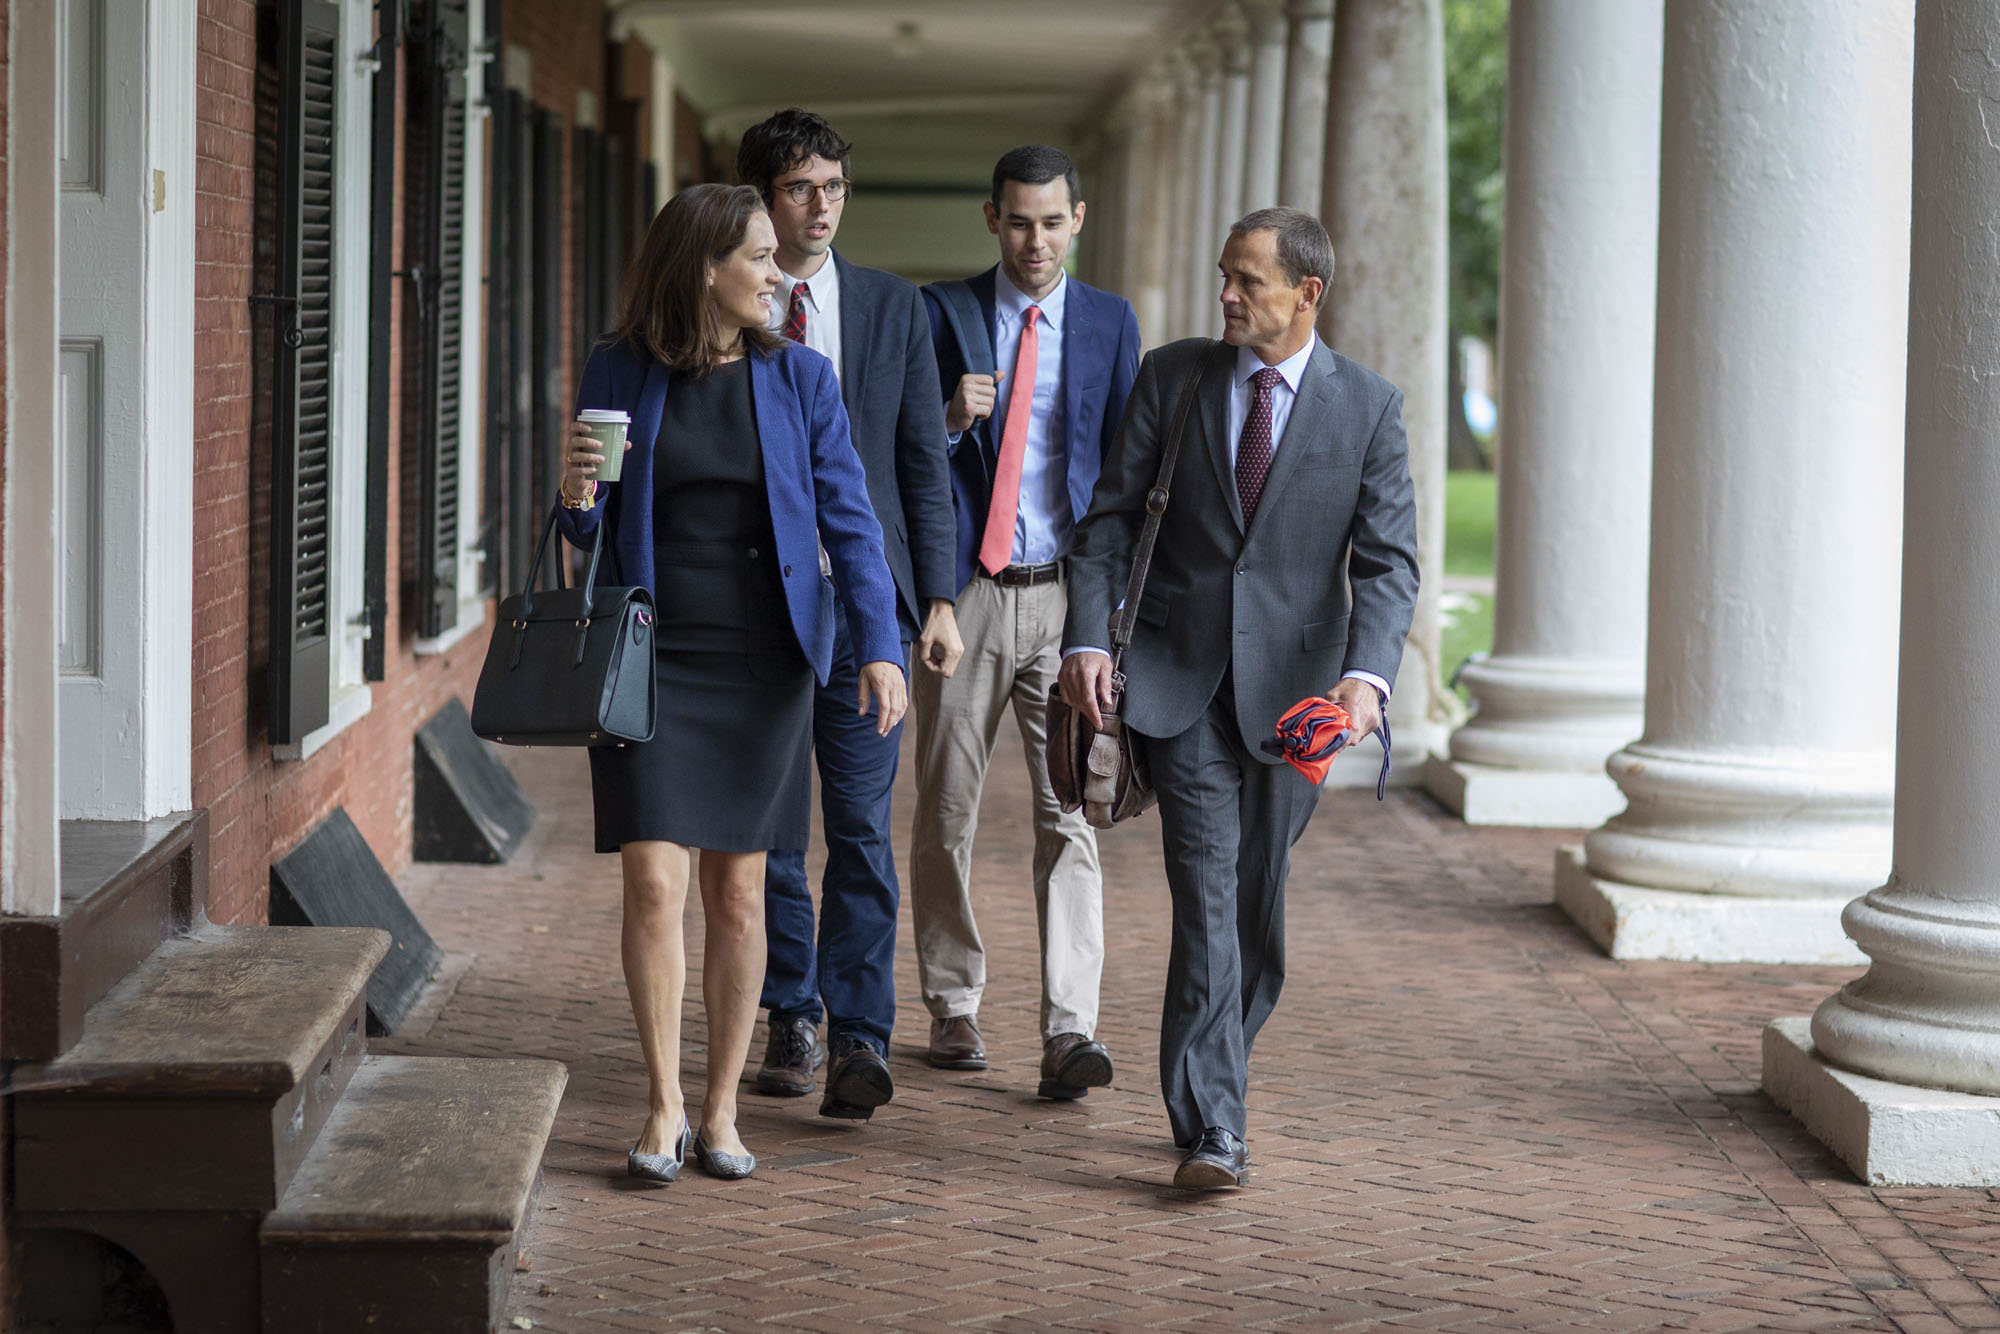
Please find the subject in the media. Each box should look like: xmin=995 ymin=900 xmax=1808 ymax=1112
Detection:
xmin=857 ymin=661 xmax=909 ymax=737
xmin=1058 ymin=650 xmax=1118 ymax=731
xmin=946 ymin=371 xmax=1005 ymax=435
xmin=916 ymin=600 xmax=963 ymax=677
xmin=1329 ymin=677 xmax=1383 ymax=746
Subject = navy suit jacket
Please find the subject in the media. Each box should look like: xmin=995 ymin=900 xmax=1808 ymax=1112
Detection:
xmin=922 ymin=268 xmax=1142 ymax=594
xmin=831 ymin=253 xmax=956 ymax=641
xmin=556 ymin=337 xmax=903 ymax=683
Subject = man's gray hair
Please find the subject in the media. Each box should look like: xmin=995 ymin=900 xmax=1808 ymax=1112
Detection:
xmin=1229 ymin=207 xmax=1335 ymax=304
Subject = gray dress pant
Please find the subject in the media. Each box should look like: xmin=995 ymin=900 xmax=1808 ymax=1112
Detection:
xmin=1143 ymin=682 xmax=1323 ymax=1147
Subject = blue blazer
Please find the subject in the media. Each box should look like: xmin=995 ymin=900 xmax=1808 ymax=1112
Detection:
xmin=556 ymin=337 xmax=904 ymax=684
xmin=922 ymin=268 xmax=1142 ymax=593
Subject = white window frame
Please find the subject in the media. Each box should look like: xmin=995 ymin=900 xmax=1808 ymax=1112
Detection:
xmin=276 ymin=0 xmax=377 ymax=759
xmin=414 ymin=0 xmax=489 ymax=657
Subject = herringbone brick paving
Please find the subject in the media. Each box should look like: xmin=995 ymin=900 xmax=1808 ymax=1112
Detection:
xmin=384 ymin=729 xmax=2000 ymax=1331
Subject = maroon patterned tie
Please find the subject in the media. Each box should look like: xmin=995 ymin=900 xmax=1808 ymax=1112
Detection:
xmin=1236 ymin=366 xmax=1284 ymax=522
xmin=782 ymin=282 xmax=809 ymax=343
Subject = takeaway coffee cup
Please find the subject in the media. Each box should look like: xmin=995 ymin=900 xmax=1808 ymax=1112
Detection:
xmin=577 ymin=409 xmax=631 ymax=483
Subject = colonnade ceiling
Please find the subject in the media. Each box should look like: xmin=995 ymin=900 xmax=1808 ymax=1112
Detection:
xmin=611 ymin=0 xmax=1213 ymax=188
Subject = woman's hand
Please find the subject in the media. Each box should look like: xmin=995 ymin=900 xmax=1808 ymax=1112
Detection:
xmin=562 ymin=421 xmax=603 ymax=506
xmin=856 ymin=660 xmax=908 ymax=736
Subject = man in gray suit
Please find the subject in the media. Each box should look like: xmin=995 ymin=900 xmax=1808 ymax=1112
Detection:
xmin=1058 ymin=207 xmax=1419 ymax=1190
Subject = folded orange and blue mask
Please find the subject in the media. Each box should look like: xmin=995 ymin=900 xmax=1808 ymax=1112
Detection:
xmin=1259 ymin=696 xmax=1392 ymax=798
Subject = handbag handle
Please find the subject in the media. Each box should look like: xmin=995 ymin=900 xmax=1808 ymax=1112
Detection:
xmin=1108 ymin=343 xmax=1219 ymax=675
xmin=516 ymin=504 xmax=608 ymax=620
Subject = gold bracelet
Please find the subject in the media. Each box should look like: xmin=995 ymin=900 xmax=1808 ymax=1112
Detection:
xmin=561 ymin=481 xmax=596 ymax=510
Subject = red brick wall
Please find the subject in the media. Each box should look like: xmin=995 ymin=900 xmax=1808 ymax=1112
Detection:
xmin=192 ymin=1 xmax=487 ymax=926
xmin=504 ymin=0 xmax=606 ymax=424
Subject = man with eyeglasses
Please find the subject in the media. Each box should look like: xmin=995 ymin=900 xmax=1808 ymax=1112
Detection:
xmin=911 ymin=145 xmax=1140 ymax=1101
xmin=737 ymin=108 xmax=961 ymax=1123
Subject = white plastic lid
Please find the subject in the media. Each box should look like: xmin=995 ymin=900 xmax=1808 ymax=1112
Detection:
xmin=577 ymin=408 xmax=631 ymax=423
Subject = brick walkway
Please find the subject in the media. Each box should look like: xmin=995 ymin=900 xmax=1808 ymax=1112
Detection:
xmin=385 ymin=730 xmax=2000 ymax=1332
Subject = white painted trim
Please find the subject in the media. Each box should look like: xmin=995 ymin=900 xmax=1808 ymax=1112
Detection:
xmin=448 ymin=0 xmax=488 ymax=640
xmin=412 ymin=617 xmax=483 ymax=658
xmin=329 ymin=0 xmax=375 ymax=694
xmin=5 ymin=5 xmax=65 ymax=914
xmin=272 ymin=682 xmax=374 ymax=762
xmin=140 ymin=0 xmax=196 ymax=817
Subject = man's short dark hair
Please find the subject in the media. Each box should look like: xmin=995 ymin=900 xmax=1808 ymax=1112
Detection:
xmin=991 ymin=144 xmax=1081 ymax=212
xmin=1229 ymin=207 xmax=1336 ymax=304
xmin=736 ymin=108 xmax=854 ymax=206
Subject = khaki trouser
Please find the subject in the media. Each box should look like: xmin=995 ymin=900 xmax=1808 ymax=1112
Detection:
xmin=909 ymin=571 xmax=1104 ymax=1040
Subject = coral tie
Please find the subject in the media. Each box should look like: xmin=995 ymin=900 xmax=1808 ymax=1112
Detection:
xmin=1236 ymin=366 xmax=1284 ymax=523
xmin=978 ymin=305 xmax=1041 ymax=575
xmin=782 ymin=282 xmax=808 ymax=343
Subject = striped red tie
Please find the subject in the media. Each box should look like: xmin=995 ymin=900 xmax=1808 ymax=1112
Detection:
xmin=782 ymin=282 xmax=808 ymax=343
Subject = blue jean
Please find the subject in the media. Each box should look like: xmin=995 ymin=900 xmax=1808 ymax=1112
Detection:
xmin=762 ymin=602 xmax=906 ymax=1054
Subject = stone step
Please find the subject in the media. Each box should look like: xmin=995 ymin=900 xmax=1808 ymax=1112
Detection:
xmin=12 ymin=924 xmax=388 ymax=1214
xmin=261 ymin=1054 xmax=568 ymax=1334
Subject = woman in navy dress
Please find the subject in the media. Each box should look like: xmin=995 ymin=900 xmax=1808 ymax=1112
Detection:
xmin=557 ymin=184 xmax=906 ymax=1183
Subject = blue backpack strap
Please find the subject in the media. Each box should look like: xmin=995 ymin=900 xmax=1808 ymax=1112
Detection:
xmin=927 ymin=278 xmax=996 ymax=378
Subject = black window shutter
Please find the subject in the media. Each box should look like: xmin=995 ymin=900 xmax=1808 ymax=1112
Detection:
xmin=269 ymin=0 xmax=341 ymax=745
xmin=363 ymin=0 xmax=403 ymax=682
xmin=411 ymin=0 xmax=469 ymax=638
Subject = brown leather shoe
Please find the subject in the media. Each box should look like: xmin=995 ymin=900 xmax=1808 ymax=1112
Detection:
xmin=1039 ymin=1032 xmax=1113 ymax=1100
xmin=926 ymin=1014 xmax=987 ymax=1070
xmin=754 ymin=1015 xmax=825 ymax=1097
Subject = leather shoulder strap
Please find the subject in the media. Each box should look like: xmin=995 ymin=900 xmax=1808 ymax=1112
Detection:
xmin=1110 ymin=342 xmax=1217 ymax=664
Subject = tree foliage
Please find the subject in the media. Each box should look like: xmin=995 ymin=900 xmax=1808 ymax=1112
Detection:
xmin=1445 ymin=0 xmax=1507 ymax=348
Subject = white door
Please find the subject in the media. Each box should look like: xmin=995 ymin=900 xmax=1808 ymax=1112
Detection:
xmin=55 ymin=0 xmax=194 ymax=822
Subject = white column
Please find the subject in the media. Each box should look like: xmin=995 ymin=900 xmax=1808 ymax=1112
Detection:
xmin=1279 ymin=0 xmax=1333 ymax=215
xmin=1162 ymin=52 xmax=1203 ymax=340
xmin=1241 ymin=0 xmax=1288 ymax=211
xmin=1764 ymin=0 xmax=2000 ymax=1187
xmin=1425 ymin=0 xmax=1662 ymax=827
xmin=1318 ymin=0 xmax=1455 ymax=784
xmin=1555 ymin=0 xmax=1913 ymax=961
xmin=1211 ymin=8 xmax=1252 ymax=278
xmin=1121 ymin=73 xmax=1173 ymax=348
xmin=1183 ymin=40 xmax=1225 ymax=338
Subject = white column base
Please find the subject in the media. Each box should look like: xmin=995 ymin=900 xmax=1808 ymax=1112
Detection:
xmin=1553 ymin=845 xmax=1865 ymax=963
xmin=1763 ymin=1017 xmax=2000 ymax=1187
xmin=1423 ymin=754 xmax=1626 ymax=827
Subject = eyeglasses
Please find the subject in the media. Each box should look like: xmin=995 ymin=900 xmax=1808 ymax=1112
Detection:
xmin=777 ymin=178 xmax=849 ymax=205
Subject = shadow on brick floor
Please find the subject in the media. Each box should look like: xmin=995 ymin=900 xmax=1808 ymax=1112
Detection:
xmin=383 ymin=727 xmax=2000 ymax=1332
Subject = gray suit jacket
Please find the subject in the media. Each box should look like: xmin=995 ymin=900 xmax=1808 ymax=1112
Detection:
xmin=1064 ymin=337 xmax=1420 ymax=759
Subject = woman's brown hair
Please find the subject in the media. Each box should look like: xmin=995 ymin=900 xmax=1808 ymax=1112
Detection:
xmin=612 ymin=183 xmax=782 ymax=376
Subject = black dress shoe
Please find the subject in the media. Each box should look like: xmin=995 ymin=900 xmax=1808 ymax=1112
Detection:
xmin=1038 ymin=1033 xmax=1114 ymax=1100
xmin=819 ymin=1036 xmax=894 ymax=1120
xmin=1173 ymin=1127 xmax=1249 ymax=1190
xmin=755 ymin=1015 xmax=825 ymax=1097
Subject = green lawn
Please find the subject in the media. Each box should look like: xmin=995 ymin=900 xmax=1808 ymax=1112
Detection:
xmin=1441 ymin=470 xmax=1497 ymax=696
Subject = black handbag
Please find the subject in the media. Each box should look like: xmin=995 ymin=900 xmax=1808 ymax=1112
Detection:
xmin=471 ymin=505 xmax=656 ymax=747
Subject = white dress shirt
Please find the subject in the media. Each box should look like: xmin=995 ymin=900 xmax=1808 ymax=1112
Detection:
xmin=767 ymin=255 xmax=844 ymax=385
xmin=989 ymin=270 xmax=1071 ymax=564
xmin=1069 ymin=332 xmax=1392 ymax=704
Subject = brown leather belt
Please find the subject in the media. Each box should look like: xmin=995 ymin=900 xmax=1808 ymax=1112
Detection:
xmin=983 ymin=561 xmax=1063 ymax=587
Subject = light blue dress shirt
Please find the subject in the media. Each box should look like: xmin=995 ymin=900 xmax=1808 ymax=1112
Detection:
xmin=990 ymin=270 xmax=1071 ymax=565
